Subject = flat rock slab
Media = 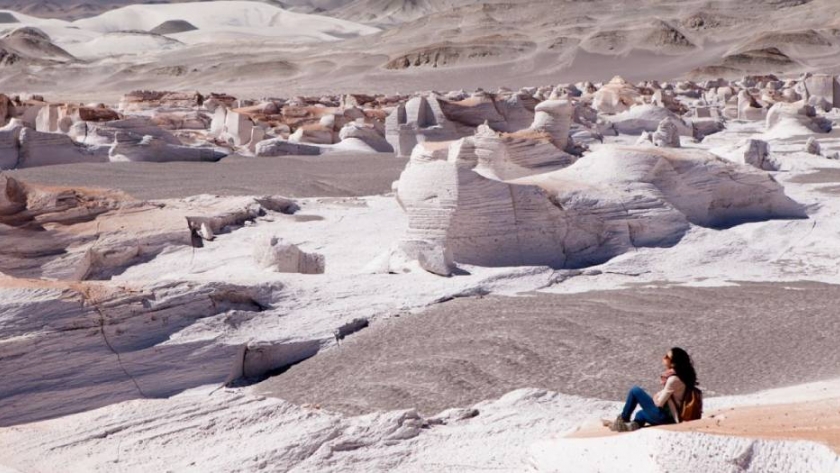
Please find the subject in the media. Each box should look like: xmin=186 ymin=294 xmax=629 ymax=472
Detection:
xmin=257 ymin=281 xmax=840 ymax=416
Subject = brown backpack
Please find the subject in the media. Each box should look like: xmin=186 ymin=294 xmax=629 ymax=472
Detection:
xmin=679 ymin=386 xmax=703 ymax=422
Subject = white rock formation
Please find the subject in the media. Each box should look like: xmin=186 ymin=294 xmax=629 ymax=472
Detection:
xmin=802 ymin=74 xmax=839 ymax=109
xmin=394 ymin=144 xmax=804 ymax=275
xmin=224 ymin=109 xmax=255 ymax=146
xmin=386 ymin=95 xmax=458 ymax=157
xmin=651 ymin=117 xmax=681 ymax=148
xmin=737 ymin=90 xmax=766 ymax=121
xmin=529 ymin=99 xmax=573 ymax=150
xmin=604 ymin=104 xmax=693 ymax=136
xmin=0 ymin=279 xmax=281 ymax=425
xmin=253 ymin=235 xmax=325 ymax=274
xmin=18 ymin=128 xmax=109 ymax=167
xmin=765 ymin=102 xmax=832 ymax=139
xmin=255 ymin=138 xmax=322 ymax=157
xmin=529 ymin=426 xmax=840 ymax=473
xmin=109 ymin=132 xmax=227 ymax=163
xmin=591 ymin=76 xmax=640 ymax=114
xmin=339 ymin=122 xmax=393 ymax=152
xmin=468 ymin=123 xmax=578 ymax=181
xmin=805 ymin=137 xmax=821 ymax=156
xmin=0 ymin=118 xmax=22 ymax=169
xmin=743 ymin=139 xmax=776 ymax=170
xmin=69 ymin=117 xmax=183 ymax=146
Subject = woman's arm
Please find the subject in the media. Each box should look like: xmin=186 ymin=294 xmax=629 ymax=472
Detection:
xmin=654 ymin=376 xmax=679 ymax=407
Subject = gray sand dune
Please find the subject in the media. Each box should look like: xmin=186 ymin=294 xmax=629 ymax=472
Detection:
xmin=6 ymin=153 xmax=407 ymax=200
xmin=258 ymin=282 xmax=840 ymax=415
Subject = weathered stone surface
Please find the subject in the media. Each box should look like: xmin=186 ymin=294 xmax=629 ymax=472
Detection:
xmin=69 ymin=117 xmax=183 ymax=146
xmin=18 ymin=128 xmax=109 ymax=168
xmin=0 ymin=93 xmax=12 ymax=126
xmin=253 ymin=235 xmax=325 ymax=274
xmin=743 ymin=139 xmax=777 ymax=170
xmin=468 ymin=124 xmax=578 ymax=181
xmin=119 ymin=90 xmax=203 ymax=112
xmin=803 ymin=74 xmax=839 ymax=109
xmin=223 ymin=109 xmax=254 ymax=146
xmin=765 ymin=102 xmax=832 ymax=138
xmin=737 ymin=90 xmax=765 ymax=121
xmin=35 ymin=103 xmax=61 ymax=132
xmin=0 ymin=118 xmax=22 ymax=169
xmin=605 ymin=104 xmax=693 ymax=136
xmin=395 ymin=143 xmax=805 ymax=275
xmin=652 ymin=117 xmax=681 ymax=148
xmin=290 ymin=124 xmax=336 ymax=145
xmin=386 ymin=95 xmax=459 ymax=157
xmin=109 ymin=132 xmax=227 ymax=163
xmin=592 ymin=76 xmax=639 ymax=114
xmin=529 ymin=99 xmax=572 ymax=150
xmin=255 ymin=138 xmax=322 ymax=157
xmin=77 ymin=106 xmax=120 ymax=122
xmin=339 ymin=122 xmax=392 ymax=152
xmin=805 ymin=137 xmax=821 ymax=156
xmin=150 ymin=111 xmax=211 ymax=130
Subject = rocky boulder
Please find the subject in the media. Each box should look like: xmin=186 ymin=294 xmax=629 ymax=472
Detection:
xmin=253 ymin=235 xmax=325 ymax=274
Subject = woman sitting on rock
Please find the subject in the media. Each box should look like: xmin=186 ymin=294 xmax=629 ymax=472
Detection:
xmin=607 ymin=347 xmax=698 ymax=432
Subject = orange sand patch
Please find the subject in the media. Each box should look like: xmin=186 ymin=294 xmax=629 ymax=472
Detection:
xmin=664 ymin=399 xmax=840 ymax=454
xmin=568 ymin=399 xmax=840 ymax=454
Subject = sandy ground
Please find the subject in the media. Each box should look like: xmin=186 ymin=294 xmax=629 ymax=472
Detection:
xmin=5 ymin=153 xmax=407 ymax=200
xmin=667 ymin=399 xmax=840 ymax=454
xmin=257 ymin=281 xmax=840 ymax=416
xmin=568 ymin=397 xmax=840 ymax=455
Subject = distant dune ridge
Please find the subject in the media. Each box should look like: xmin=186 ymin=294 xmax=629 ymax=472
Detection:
xmin=0 ymin=0 xmax=839 ymax=97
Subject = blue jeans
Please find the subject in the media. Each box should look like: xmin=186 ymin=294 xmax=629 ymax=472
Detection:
xmin=621 ymin=386 xmax=674 ymax=426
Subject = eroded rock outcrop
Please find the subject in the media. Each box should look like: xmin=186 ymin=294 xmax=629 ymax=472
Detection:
xmin=394 ymin=143 xmax=804 ymax=275
xmin=652 ymin=117 xmax=682 ymax=148
xmin=253 ymin=235 xmax=325 ymax=274
xmin=255 ymin=138 xmax=322 ymax=157
xmin=0 ymin=176 xmax=293 ymax=280
xmin=18 ymin=128 xmax=109 ymax=167
xmin=591 ymin=76 xmax=640 ymax=114
xmin=119 ymin=90 xmax=204 ymax=112
xmin=110 ymin=132 xmax=226 ymax=163
xmin=765 ymin=102 xmax=832 ymax=139
xmin=0 ymin=118 xmax=22 ymax=169
xmin=604 ymin=104 xmax=693 ymax=137
xmin=339 ymin=122 xmax=393 ymax=152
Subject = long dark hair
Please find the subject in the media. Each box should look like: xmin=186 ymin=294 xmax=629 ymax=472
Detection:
xmin=670 ymin=347 xmax=697 ymax=388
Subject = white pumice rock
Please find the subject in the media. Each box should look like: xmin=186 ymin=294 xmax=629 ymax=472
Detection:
xmin=737 ymin=90 xmax=766 ymax=121
xmin=109 ymin=132 xmax=227 ymax=163
xmin=805 ymin=137 xmax=822 ymax=156
xmin=765 ymin=102 xmax=832 ymax=139
xmin=222 ymin=109 xmax=254 ymax=146
xmin=339 ymin=122 xmax=393 ymax=152
xmin=395 ymin=142 xmax=805 ymax=275
xmin=603 ymin=104 xmax=693 ymax=136
xmin=651 ymin=117 xmax=681 ymax=148
xmin=591 ymin=76 xmax=640 ymax=114
xmin=529 ymin=99 xmax=573 ymax=150
xmin=0 ymin=118 xmax=23 ymax=169
xmin=68 ymin=117 xmax=183 ymax=146
xmin=255 ymin=138 xmax=322 ymax=157
xmin=18 ymin=128 xmax=109 ymax=168
xmin=253 ymin=235 xmax=325 ymax=274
